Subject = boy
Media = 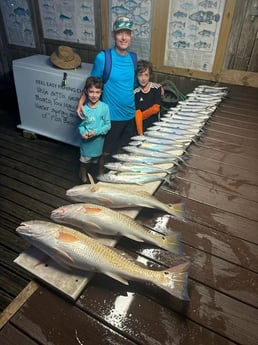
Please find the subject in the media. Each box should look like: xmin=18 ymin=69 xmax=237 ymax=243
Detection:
xmin=78 ymin=77 xmax=110 ymax=183
xmin=134 ymin=60 xmax=162 ymax=135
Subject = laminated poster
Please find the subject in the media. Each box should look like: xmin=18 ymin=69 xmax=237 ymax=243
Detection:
xmin=164 ymin=0 xmax=226 ymax=72
xmin=38 ymin=0 xmax=95 ymax=45
xmin=109 ymin=0 xmax=153 ymax=60
xmin=0 ymin=0 xmax=36 ymax=48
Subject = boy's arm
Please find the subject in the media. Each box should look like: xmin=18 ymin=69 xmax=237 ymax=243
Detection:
xmin=142 ymin=104 xmax=160 ymax=120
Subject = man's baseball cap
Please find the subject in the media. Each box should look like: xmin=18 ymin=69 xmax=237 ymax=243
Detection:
xmin=113 ymin=17 xmax=133 ymax=32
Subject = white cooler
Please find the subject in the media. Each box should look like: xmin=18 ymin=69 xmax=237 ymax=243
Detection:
xmin=13 ymin=55 xmax=93 ymax=147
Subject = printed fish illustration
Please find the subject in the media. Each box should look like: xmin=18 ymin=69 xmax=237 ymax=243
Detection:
xmin=170 ymin=21 xmax=186 ymax=28
xmin=173 ymin=41 xmax=190 ymax=48
xmin=59 ymin=14 xmax=72 ymax=21
xmin=173 ymin=11 xmax=187 ymax=18
xmin=16 ymin=221 xmax=189 ymax=299
xmin=172 ymin=30 xmax=186 ymax=39
xmin=194 ymin=41 xmax=211 ymax=49
xmin=63 ymin=29 xmax=73 ymax=37
xmin=66 ymin=182 xmax=185 ymax=219
xmin=180 ymin=2 xmax=196 ymax=11
xmin=51 ymin=203 xmax=182 ymax=254
xmin=111 ymin=5 xmax=130 ymax=16
xmin=189 ymin=11 xmax=220 ymax=24
xmin=198 ymin=29 xmax=215 ymax=37
xmin=97 ymin=171 xmax=169 ymax=185
xmin=14 ymin=7 xmax=29 ymax=17
xmin=199 ymin=1 xmax=218 ymax=9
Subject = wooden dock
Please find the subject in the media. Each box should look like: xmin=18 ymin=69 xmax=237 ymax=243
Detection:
xmin=0 ymin=84 xmax=257 ymax=345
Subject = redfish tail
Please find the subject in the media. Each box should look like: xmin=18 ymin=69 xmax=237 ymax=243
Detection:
xmin=167 ymin=202 xmax=186 ymax=221
xmin=166 ymin=231 xmax=183 ymax=255
xmin=159 ymin=261 xmax=190 ymax=300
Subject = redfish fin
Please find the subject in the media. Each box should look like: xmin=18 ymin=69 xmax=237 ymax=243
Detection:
xmin=167 ymin=202 xmax=186 ymax=221
xmin=105 ymin=272 xmax=129 ymax=285
xmin=160 ymin=261 xmax=190 ymax=300
xmin=166 ymin=232 xmax=183 ymax=255
xmin=126 ymin=234 xmax=145 ymax=242
xmin=54 ymin=247 xmax=74 ymax=264
xmin=88 ymin=173 xmax=95 ymax=185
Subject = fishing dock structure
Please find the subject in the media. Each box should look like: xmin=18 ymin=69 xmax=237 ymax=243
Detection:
xmin=0 ymin=84 xmax=257 ymax=345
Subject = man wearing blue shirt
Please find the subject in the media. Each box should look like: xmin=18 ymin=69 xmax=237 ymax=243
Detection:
xmin=76 ymin=17 xmax=137 ymax=175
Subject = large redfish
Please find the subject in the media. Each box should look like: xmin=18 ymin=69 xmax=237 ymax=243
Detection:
xmin=51 ymin=203 xmax=182 ymax=255
xmin=16 ymin=221 xmax=190 ymax=300
xmin=66 ymin=183 xmax=185 ymax=220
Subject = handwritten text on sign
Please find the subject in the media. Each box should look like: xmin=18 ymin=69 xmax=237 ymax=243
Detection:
xmin=35 ymin=79 xmax=83 ymax=126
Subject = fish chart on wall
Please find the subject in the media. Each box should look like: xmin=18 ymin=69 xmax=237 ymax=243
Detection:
xmin=0 ymin=0 xmax=36 ymax=47
xmin=109 ymin=0 xmax=153 ymax=60
xmin=38 ymin=0 xmax=96 ymax=46
xmin=164 ymin=0 xmax=226 ymax=72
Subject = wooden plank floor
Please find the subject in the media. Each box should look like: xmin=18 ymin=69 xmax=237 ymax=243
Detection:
xmin=0 ymin=85 xmax=257 ymax=345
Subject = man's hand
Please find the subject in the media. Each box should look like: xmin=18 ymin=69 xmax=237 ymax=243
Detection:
xmin=76 ymin=93 xmax=87 ymax=119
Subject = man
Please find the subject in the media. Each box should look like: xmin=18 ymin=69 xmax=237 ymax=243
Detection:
xmin=76 ymin=16 xmax=137 ymax=175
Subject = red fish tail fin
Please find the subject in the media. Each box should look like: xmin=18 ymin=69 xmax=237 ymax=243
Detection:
xmin=168 ymin=202 xmax=186 ymax=221
xmin=159 ymin=261 xmax=190 ymax=300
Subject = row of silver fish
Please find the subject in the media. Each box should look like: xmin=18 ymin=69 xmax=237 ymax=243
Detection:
xmin=98 ymin=84 xmax=228 ymax=185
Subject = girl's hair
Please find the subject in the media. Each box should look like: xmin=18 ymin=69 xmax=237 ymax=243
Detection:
xmin=136 ymin=60 xmax=153 ymax=75
xmin=84 ymin=76 xmax=103 ymax=91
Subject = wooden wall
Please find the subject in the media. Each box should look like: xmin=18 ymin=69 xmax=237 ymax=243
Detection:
xmin=0 ymin=0 xmax=257 ymax=92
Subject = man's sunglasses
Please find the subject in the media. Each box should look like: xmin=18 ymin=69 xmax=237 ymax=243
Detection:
xmin=116 ymin=20 xmax=133 ymax=29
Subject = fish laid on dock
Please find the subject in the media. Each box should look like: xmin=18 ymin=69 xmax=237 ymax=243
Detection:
xmin=122 ymin=146 xmax=180 ymax=158
xmin=16 ymin=220 xmax=190 ymax=300
xmin=66 ymin=183 xmax=185 ymax=219
xmin=51 ymin=203 xmax=182 ymax=254
xmin=112 ymin=153 xmax=178 ymax=165
xmin=97 ymin=171 xmax=168 ymax=185
xmin=104 ymin=162 xmax=170 ymax=174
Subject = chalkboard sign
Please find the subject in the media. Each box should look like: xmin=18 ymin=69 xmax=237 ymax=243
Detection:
xmin=13 ymin=55 xmax=92 ymax=147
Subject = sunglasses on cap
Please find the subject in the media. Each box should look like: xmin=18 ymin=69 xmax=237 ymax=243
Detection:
xmin=114 ymin=19 xmax=133 ymax=31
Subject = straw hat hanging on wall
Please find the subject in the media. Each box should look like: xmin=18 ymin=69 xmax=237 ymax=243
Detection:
xmin=50 ymin=45 xmax=81 ymax=69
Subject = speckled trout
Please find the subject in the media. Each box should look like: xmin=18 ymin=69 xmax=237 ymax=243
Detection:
xmin=16 ymin=221 xmax=190 ymax=300
xmin=51 ymin=203 xmax=182 ymax=254
xmin=66 ymin=183 xmax=185 ymax=220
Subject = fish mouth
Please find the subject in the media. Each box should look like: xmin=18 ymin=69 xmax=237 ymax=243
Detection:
xmin=16 ymin=222 xmax=31 ymax=234
xmin=51 ymin=209 xmax=64 ymax=218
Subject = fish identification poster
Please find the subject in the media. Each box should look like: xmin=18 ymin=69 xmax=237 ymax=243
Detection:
xmin=0 ymin=0 xmax=36 ymax=47
xmin=38 ymin=0 xmax=96 ymax=45
xmin=164 ymin=0 xmax=226 ymax=72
